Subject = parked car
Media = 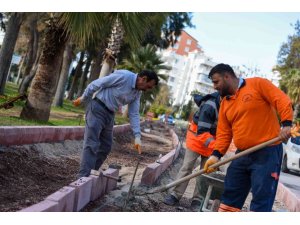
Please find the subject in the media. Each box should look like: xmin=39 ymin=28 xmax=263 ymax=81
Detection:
xmin=282 ymin=136 xmax=300 ymax=173
xmin=159 ymin=114 xmax=175 ymax=125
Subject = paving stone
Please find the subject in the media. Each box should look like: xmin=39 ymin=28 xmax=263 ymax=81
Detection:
xmin=141 ymin=162 xmax=162 ymax=185
xmin=45 ymin=186 xmax=76 ymax=212
xmin=69 ymin=177 xmax=93 ymax=212
xmin=104 ymin=168 xmax=119 ymax=193
xmin=19 ymin=200 xmax=59 ymax=212
xmin=89 ymin=174 xmax=107 ymax=201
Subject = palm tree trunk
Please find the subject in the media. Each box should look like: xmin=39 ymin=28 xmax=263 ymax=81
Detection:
xmin=52 ymin=42 xmax=74 ymax=107
xmin=77 ymin=54 xmax=92 ymax=97
xmin=18 ymin=50 xmax=41 ymax=94
xmin=67 ymin=51 xmax=85 ymax=100
xmin=18 ymin=18 xmax=40 ymax=94
xmin=0 ymin=13 xmax=24 ymax=95
xmin=293 ymin=103 xmax=299 ymax=121
xmin=20 ymin=19 xmax=67 ymax=122
xmin=99 ymin=16 xmax=124 ymax=78
xmin=88 ymin=49 xmax=103 ymax=83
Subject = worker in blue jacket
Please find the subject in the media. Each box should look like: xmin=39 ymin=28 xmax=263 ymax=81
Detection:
xmin=73 ymin=70 xmax=158 ymax=177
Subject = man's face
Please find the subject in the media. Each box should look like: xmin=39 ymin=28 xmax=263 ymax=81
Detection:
xmin=211 ymin=73 xmax=231 ymax=97
xmin=136 ymin=76 xmax=156 ymax=91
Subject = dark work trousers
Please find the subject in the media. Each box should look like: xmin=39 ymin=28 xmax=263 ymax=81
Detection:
xmin=78 ymin=99 xmax=115 ymax=178
xmin=220 ymin=143 xmax=283 ymax=212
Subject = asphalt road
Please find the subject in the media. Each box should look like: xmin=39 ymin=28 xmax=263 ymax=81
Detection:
xmin=280 ymin=171 xmax=300 ymax=199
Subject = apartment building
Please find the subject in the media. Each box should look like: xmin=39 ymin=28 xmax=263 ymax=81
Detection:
xmin=159 ymin=30 xmax=244 ymax=106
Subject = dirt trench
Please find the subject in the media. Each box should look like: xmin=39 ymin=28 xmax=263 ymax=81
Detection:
xmin=0 ymin=122 xmax=179 ymax=212
xmin=0 ymin=122 xmax=287 ymax=212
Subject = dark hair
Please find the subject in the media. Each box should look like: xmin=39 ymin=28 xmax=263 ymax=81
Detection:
xmin=138 ymin=70 xmax=159 ymax=85
xmin=208 ymin=63 xmax=236 ymax=79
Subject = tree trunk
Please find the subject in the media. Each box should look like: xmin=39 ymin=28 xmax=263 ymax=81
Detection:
xmin=18 ymin=50 xmax=41 ymax=94
xmin=0 ymin=13 xmax=24 ymax=95
xmin=20 ymin=20 xmax=67 ymax=122
xmin=99 ymin=57 xmax=115 ymax=78
xmin=293 ymin=103 xmax=300 ymax=121
xmin=52 ymin=42 xmax=74 ymax=107
xmin=18 ymin=18 xmax=40 ymax=94
xmin=67 ymin=51 xmax=85 ymax=100
xmin=16 ymin=55 xmax=25 ymax=84
xmin=77 ymin=54 xmax=92 ymax=97
xmin=88 ymin=50 xmax=103 ymax=83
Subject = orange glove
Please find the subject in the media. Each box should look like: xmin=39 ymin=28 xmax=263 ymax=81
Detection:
xmin=204 ymin=156 xmax=219 ymax=173
xmin=73 ymin=97 xmax=82 ymax=107
xmin=134 ymin=136 xmax=142 ymax=154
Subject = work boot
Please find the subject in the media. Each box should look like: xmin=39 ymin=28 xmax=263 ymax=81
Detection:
xmin=163 ymin=194 xmax=179 ymax=206
xmin=190 ymin=199 xmax=201 ymax=211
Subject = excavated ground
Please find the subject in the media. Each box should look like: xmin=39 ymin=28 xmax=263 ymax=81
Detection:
xmin=0 ymin=122 xmax=177 ymax=212
xmin=0 ymin=122 xmax=287 ymax=212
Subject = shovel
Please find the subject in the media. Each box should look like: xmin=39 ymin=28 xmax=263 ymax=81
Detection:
xmin=139 ymin=135 xmax=288 ymax=196
xmin=142 ymin=122 xmax=300 ymax=196
xmin=122 ymin=145 xmax=142 ymax=210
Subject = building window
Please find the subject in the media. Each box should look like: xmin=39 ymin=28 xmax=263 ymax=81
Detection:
xmin=177 ymin=36 xmax=181 ymax=42
xmin=184 ymin=47 xmax=189 ymax=52
xmin=174 ymin=43 xmax=179 ymax=49
xmin=186 ymin=39 xmax=192 ymax=45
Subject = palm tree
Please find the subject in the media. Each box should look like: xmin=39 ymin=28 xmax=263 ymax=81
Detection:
xmin=20 ymin=13 xmax=108 ymax=121
xmin=118 ymin=44 xmax=170 ymax=114
xmin=99 ymin=13 xmax=151 ymax=77
xmin=0 ymin=13 xmax=25 ymax=95
xmin=20 ymin=13 xmax=154 ymax=121
xmin=280 ymin=68 xmax=300 ymax=121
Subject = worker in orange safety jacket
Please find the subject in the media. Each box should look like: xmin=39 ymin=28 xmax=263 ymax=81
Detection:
xmin=163 ymin=91 xmax=221 ymax=210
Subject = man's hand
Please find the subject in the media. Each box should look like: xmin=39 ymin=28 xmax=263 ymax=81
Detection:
xmin=73 ymin=97 xmax=82 ymax=107
xmin=134 ymin=136 xmax=142 ymax=154
xmin=279 ymin=126 xmax=291 ymax=143
xmin=203 ymin=156 xmax=219 ymax=173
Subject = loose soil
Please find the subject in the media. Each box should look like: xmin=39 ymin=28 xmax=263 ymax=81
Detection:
xmin=0 ymin=122 xmax=287 ymax=212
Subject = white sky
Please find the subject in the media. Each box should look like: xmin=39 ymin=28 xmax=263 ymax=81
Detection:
xmin=186 ymin=13 xmax=300 ymax=77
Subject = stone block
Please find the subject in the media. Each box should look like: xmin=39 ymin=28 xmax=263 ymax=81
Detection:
xmin=140 ymin=162 xmax=161 ymax=186
xmin=104 ymin=168 xmax=119 ymax=193
xmin=19 ymin=200 xmax=59 ymax=212
xmin=69 ymin=177 xmax=93 ymax=212
xmin=45 ymin=186 xmax=76 ymax=212
xmin=159 ymin=150 xmax=175 ymax=172
xmin=89 ymin=174 xmax=107 ymax=201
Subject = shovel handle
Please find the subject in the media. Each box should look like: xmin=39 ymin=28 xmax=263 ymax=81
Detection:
xmin=147 ymin=136 xmax=281 ymax=194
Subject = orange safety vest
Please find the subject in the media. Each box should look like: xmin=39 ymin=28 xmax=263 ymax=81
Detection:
xmin=186 ymin=121 xmax=216 ymax=157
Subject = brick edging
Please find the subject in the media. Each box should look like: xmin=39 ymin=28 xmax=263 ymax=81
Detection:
xmin=0 ymin=123 xmax=139 ymax=146
xmin=276 ymin=182 xmax=300 ymax=211
xmin=140 ymin=127 xmax=181 ymax=185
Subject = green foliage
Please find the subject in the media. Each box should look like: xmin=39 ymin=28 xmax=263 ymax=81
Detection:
xmin=181 ymin=99 xmax=193 ymax=121
xmin=117 ymin=44 xmax=170 ymax=113
xmin=149 ymin=103 xmax=172 ymax=117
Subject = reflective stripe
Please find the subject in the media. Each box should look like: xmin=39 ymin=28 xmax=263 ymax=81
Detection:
xmin=198 ymin=121 xmax=212 ymax=128
xmin=204 ymin=137 xmax=214 ymax=147
xmin=218 ymin=203 xmax=241 ymax=212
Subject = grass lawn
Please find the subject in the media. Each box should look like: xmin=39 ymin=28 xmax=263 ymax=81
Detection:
xmin=0 ymin=82 xmax=130 ymax=126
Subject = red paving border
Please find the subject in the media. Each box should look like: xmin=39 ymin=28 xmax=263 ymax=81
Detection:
xmin=276 ymin=182 xmax=300 ymax=211
xmin=12 ymin=123 xmax=130 ymax=212
xmin=140 ymin=128 xmax=181 ymax=185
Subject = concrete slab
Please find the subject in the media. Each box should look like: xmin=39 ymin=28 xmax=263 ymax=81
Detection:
xmin=19 ymin=199 xmax=59 ymax=212
xmin=69 ymin=177 xmax=93 ymax=212
xmin=45 ymin=186 xmax=76 ymax=212
xmin=104 ymin=168 xmax=119 ymax=193
xmin=89 ymin=174 xmax=107 ymax=201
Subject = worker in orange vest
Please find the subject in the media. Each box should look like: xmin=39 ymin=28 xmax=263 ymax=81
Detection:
xmin=163 ymin=91 xmax=221 ymax=209
xmin=204 ymin=63 xmax=293 ymax=212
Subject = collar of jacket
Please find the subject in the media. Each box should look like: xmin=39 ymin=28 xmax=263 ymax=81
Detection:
xmin=225 ymin=78 xmax=246 ymax=101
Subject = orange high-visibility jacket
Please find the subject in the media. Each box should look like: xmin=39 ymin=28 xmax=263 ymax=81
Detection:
xmin=186 ymin=92 xmax=220 ymax=157
xmin=212 ymin=77 xmax=293 ymax=158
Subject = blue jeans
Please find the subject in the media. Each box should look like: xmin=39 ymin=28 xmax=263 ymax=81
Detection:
xmin=221 ymin=144 xmax=283 ymax=212
xmin=79 ymin=99 xmax=115 ymax=177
